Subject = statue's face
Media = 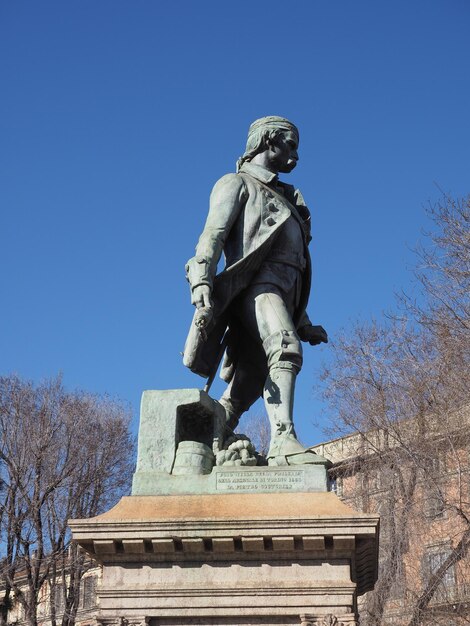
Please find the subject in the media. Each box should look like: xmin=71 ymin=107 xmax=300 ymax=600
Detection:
xmin=269 ymin=130 xmax=299 ymax=174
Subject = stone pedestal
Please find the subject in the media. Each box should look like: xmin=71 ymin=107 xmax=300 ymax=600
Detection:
xmin=70 ymin=389 xmax=379 ymax=625
xmin=70 ymin=492 xmax=379 ymax=626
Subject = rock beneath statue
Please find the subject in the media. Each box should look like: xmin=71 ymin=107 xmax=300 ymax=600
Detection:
xmin=215 ymin=433 xmax=258 ymax=467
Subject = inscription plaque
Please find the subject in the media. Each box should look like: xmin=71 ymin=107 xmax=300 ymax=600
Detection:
xmin=216 ymin=469 xmax=305 ymax=492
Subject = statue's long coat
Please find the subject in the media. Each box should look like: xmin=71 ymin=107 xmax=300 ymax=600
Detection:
xmin=183 ymin=163 xmax=312 ymax=381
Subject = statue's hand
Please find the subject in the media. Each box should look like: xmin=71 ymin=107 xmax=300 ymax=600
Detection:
xmin=298 ymin=324 xmax=328 ymax=346
xmin=192 ymin=284 xmax=212 ymax=310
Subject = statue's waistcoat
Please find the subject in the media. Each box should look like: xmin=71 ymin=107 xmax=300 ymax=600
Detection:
xmin=215 ymin=172 xmax=311 ymax=310
xmin=183 ymin=170 xmax=312 ymax=379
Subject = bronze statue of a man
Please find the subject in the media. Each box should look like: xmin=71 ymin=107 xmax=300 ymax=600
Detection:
xmin=183 ymin=116 xmax=327 ymax=466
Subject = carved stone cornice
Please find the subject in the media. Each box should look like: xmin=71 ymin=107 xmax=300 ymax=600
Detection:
xmin=70 ymin=493 xmax=379 ymax=596
xmin=95 ymin=617 xmax=149 ymax=626
xmin=300 ymin=613 xmax=359 ymax=626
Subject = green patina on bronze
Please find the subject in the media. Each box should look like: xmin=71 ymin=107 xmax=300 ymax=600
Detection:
xmin=183 ymin=116 xmax=328 ymax=467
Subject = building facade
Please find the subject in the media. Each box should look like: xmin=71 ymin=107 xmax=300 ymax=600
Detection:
xmin=7 ymin=566 xmax=100 ymax=626
xmin=312 ymin=410 xmax=470 ymax=626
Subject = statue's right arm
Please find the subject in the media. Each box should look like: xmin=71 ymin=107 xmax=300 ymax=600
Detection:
xmin=185 ymin=174 xmax=246 ymax=308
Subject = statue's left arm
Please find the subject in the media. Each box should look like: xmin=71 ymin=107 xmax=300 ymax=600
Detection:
xmin=294 ymin=188 xmax=328 ymax=346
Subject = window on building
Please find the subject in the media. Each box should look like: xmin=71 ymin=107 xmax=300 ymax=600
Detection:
xmin=424 ymin=485 xmax=446 ymax=520
xmin=423 ymin=544 xmax=456 ymax=603
xmin=81 ymin=576 xmax=97 ymax=610
xmin=368 ymin=469 xmax=382 ymax=493
xmin=17 ymin=591 xmax=32 ymax=621
xmin=17 ymin=600 xmax=25 ymax=621
xmin=329 ymin=475 xmax=343 ymax=497
xmin=424 ymin=450 xmax=448 ymax=480
xmin=388 ymin=556 xmax=406 ymax=601
xmin=53 ymin=585 xmax=65 ymax=615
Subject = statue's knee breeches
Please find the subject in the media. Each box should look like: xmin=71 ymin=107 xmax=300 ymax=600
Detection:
xmin=234 ymin=286 xmax=303 ymax=374
xmin=262 ymin=330 xmax=303 ymax=373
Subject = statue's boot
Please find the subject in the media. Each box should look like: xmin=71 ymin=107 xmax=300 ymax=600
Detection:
xmin=264 ymin=367 xmax=328 ymax=466
xmin=219 ymin=366 xmax=266 ymax=438
xmin=218 ymin=396 xmax=242 ymax=437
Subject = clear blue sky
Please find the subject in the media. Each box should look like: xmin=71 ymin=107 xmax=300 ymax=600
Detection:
xmin=1 ymin=1 xmax=469 ymax=446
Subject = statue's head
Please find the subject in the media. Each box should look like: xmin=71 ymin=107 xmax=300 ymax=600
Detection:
xmin=237 ymin=116 xmax=299 ymax=173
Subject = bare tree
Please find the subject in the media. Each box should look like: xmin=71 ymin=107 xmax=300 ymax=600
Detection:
xmin=409 ymin=193 xmax=469 ymax=339
xmin=0 ymin=375 xmax=135 ymax=626
xmin=319 ymin=194 xmax=470 ymax=625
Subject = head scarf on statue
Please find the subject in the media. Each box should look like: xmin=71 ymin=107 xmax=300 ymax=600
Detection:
xmin=236 ymin=116 xmax=299 ymax=172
